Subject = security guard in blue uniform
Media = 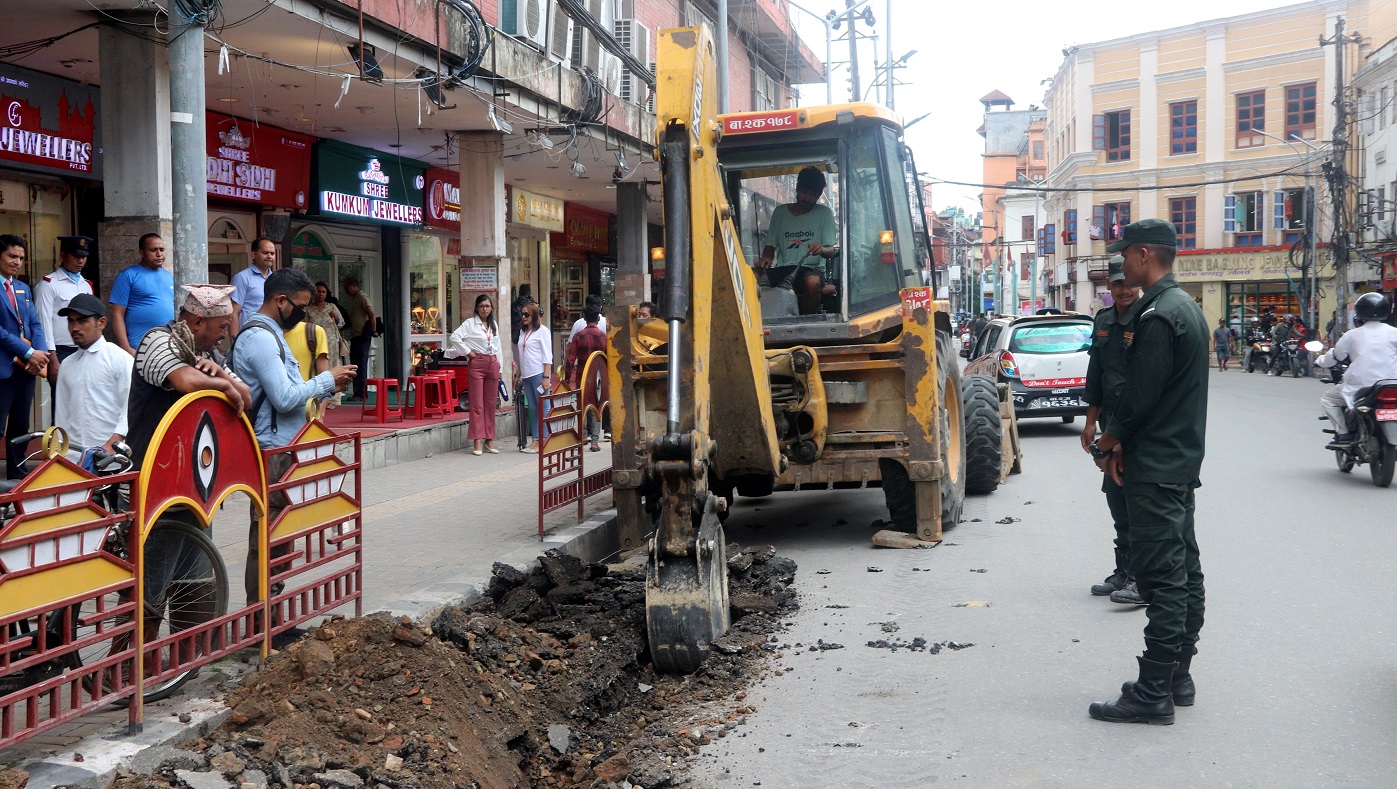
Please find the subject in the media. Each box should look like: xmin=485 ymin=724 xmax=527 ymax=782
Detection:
xmin=1086 ymin=219 xmax=1209 ymax=725
xmin=1081 ymin=256 xmax=1143 ymax=603
xmin=34 ymin=235 xmax=95 ymax=365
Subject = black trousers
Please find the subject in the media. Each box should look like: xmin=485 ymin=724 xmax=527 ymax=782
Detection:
xmin=1124 ymin=481 xmax=1206 ymax=662
xmin=1103 ymin=474 xmax=1131 ymax=576
xmin=349 ymin=335 xmax=370 ymax=399
xmin=0 ymin=371 xmax=36 ymax=479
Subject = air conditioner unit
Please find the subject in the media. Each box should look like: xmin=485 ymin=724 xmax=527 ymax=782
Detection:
xmin=646 ymin=61 xmax=655 ymax=112
xmin=502 ymin=0 xmax=548 ymax=49
xmin=547 ymin=0 xmax=574 ymax=64
xmin=599 ymin=51 xmax=624 ymax=95
xmin=614 ymin=19 xmax=652 ymax=105
xmin=570 ymin=0 xmax=604 ymax=74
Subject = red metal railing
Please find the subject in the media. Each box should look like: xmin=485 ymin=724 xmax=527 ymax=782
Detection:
xmin=538 ymin=351 xmax=613 ymax=537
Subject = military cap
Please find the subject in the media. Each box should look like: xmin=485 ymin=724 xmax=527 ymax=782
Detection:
xmin=1107 ymin=255 xmax=1126 ymax=283
xmin=1106 ymin=218 xmax=1177 ymax=253
xmin=58 ymin=236 xmax=93 ymax=256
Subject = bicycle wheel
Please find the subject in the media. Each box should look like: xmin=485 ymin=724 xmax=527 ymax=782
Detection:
xmin=140 ymin=519 xmax=228 ymax=702
xmin=75 ymin=519 xmax=229 ymax=705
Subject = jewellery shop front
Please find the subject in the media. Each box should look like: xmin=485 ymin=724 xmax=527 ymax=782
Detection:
xmin=298 ymin=140 xmax=427 ymax=382
xmin=1174 ymin=246 xmax=1333 ymax=332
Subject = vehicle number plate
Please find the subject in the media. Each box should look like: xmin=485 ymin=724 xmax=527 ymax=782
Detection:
xmin=1377 ymin=408 xmax=1397 ymax=422
xmin=1031 ymin=396 xmax=1082 ymax=408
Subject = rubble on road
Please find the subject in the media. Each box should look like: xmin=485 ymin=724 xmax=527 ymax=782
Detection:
xmin=106 ymin=545 xmax=797 ymax=789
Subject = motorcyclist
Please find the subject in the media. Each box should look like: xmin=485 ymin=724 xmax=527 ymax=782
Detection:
xmin=1268 ymin=315 xmax=1295 ymax=375
xmin=1315 ymin=293 xmax=1397 ymax=450
xmin=1242 ymin=320 xmax=1266 ymax=371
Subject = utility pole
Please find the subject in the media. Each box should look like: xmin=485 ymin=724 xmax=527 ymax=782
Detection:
xmin=845 ymin=0 xmax=861 ymax=102
xmin=1321 ymin=16 xmax=1361 ymax=335
xmin=884 ymin=0 xmax=894 ymax=110
xmin=717 ymin=0 xmax=729 ymax=112
xmin=169 ymin=6 xmax=210 ymax=296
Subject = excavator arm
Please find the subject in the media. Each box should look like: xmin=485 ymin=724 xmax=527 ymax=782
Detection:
xmin=616 ymin=25 xmax=782 ymax=673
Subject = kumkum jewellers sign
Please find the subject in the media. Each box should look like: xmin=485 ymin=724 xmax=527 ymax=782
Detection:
xmin=313 ymin=141 xmax=426 ymax=227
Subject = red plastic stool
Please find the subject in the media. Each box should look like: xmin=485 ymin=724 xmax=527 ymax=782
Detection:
xmin=360 ymin=378 xmax=404 ymax=423
xmin=406 ymin=375 xmax=435 ymax=420
xmin=427 ymin=371 xmax=457 ymax=416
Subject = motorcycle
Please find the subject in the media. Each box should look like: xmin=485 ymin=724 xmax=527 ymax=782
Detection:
xmin=1308 ymin=340 xmax=1397 ymax=487
xmin=1270 ymin=338 xmax=1302 ymax=378
xmin=1245 ymin=332 xmax=1274 ymax=374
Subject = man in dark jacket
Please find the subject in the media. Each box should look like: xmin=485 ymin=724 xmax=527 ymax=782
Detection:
xmin=1086 ymin=218 xmax=1209 ymax=726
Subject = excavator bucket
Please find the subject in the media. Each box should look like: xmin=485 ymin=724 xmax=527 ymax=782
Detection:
xmin=645 ymin=493 xmax=730 ymax=673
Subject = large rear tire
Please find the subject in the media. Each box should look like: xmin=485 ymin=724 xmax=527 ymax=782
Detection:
xmin=961 ymin=375 xmax=1003 ymax=495
xmin=879 ymin=330 xmax=966 ymax=534
xmin=1372 ymin=440 xmax=1395 ymax=488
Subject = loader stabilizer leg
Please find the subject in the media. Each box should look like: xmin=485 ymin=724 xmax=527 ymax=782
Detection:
xmin=646 ymin=491 xmax=730 ymax=674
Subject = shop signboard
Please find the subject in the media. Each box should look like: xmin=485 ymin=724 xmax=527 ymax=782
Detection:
xmin=1174 ymin=247 xmax=1326 ymax=282
xmin=551 ymin=203 xmax=611 ymax=253
xmin=423 ymin=166 xmax=460 ymax=232
xmin=0 ymin=63 xmax=101 ymax=179
xmin=205 ymin=113 xmax=313 ymax=209
xmin=314 ymin=141 xmax=425 ymax=226
xmin=289 ymin=230 xmax=333 ymax=268
xmin=506 ymin=185 xmax=564 ymax=232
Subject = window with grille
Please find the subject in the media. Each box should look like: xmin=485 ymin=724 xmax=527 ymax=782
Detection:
xmin=1170 ymin=101 xmax=1198 ymax=155
xmin=1170 ymin=197 xmax=1197 ymax=249
xmin=1285 ymin=83 xmax=1317 ymax=141
xmin=1237 ymin=90 xmax=1265 ymax=148
xmin=1227 ymin=191 xmax=1264 ymax=247
xmin=1021 ymin=215 xmax=1036 ymax=241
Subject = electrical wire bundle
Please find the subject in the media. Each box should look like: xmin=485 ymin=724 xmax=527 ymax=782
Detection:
xmin=171 ymin=0 xmax=222 ymax=26
xmin=437 ymin=0 xmax=491 ymax=86
xmin=562 ymin=67 xmax=605 ymax=126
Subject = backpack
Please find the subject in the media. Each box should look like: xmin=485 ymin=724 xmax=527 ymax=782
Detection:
xmin=230 ymin=321 xmax=288 ymax=435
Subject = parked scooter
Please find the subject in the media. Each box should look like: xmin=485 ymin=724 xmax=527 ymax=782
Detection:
xmin=1308 ymin=340 xmax=1397 ymax=487
xmin=1245 ymin=330 xmax=1274 ymax=374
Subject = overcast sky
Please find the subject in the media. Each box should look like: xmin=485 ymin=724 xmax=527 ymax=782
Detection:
xmin=783 ymin=0 xmax=1312 ymax=216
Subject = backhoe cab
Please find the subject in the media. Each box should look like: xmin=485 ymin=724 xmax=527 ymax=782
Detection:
xmin=609 ymin=25 xmax=1017 ymax=674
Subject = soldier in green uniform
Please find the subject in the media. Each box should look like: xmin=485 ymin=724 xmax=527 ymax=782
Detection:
xmin=1086 ymin=219 xmax=1209 ymax=726
xmin=1080 ymin=257 xmax=1143 ymax=604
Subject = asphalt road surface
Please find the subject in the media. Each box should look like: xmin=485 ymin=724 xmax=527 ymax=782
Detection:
xmin=690 ymin=367 xmax=1397 ymax=788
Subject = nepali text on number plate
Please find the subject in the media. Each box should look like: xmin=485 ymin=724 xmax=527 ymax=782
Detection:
xmin=1377 ymin=408 xmax=1397 ymax=422
xmin=1030 ymin=396 xmax=1082 ymax=408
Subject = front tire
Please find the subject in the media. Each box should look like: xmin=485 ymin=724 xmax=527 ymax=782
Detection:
xmin=961 ymin=375 xmax=1003 ymax=495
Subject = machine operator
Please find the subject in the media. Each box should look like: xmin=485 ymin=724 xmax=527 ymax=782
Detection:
xmin=755 ymin=166 xmax=839 ymax=315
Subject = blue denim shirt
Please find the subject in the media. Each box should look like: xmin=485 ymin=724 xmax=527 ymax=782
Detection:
xmin=231 ymin=313 xmax=334 ymax=448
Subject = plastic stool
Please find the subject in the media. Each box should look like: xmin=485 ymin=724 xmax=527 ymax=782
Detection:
xmin=360 ymin=378 xmax=404 ymax=423
xmin=406 ymin=375 xmax=435 ymax=420
xmin=427 ymin=371 xmax=456 ymax=416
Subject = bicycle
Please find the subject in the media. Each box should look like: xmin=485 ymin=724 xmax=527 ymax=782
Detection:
xmin=0 ymin=430 xmax=229 ymax=704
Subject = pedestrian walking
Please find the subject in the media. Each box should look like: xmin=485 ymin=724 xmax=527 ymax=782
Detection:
xmin=1086 ymin=218 xmax=1209 ymax=725
xmin=1081 ymin=257 xmax=1143 ymax=604
xmin=343 ymin=277 xmax=375 ymax=401
xmin=52 ymin=294 xmax=131 ymax=454
xmin=1211 ymin=319 xmax=1235 ymax=371
xmin=445 ymin=293 xmax=503 ymax=456
xmin=230 ymin=237 xmax=278 ymax=335
xmin=0 ymin=235 xmax=50 ymax=479
xmin=515 ymin=303 xmax=552 ymax=452
xmin=109 ymin=233 xmax=175 ymax=355
xmin=230 ymin=268 xmax=355 ymax=605
xmin=567 ymin=294 xmax=608 ymax=343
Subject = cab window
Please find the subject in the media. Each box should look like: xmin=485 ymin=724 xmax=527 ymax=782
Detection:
xmin=846 ymin=132 xmax=903 ymax=315
xmin=1008 ymin=322 xmax=1093 ymax=354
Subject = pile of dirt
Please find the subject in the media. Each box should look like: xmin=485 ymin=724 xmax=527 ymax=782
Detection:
xmin=108 ymin=545 xmax=797 ymax=789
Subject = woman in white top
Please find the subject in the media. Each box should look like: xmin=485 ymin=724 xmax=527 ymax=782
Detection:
xmin=514 ymin=302 xmax=553 ymax=452
xmin=447 ymin=293 xmax=504 ymax=455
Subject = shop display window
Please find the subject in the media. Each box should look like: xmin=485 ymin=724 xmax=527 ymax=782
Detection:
xmin=408 ymin=234 xmax=445 ymax=336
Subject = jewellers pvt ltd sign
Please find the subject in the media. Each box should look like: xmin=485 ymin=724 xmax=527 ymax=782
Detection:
xmin=205 ymin=113 xmax=313 ymax=209
xmin=314 ymin=141 xmax=425 ymax=226
xmin=0 ymin=64 xmax=101 ymax=179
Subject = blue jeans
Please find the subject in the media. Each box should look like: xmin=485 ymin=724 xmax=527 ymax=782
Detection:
xmin=521 ymin=373 xmax=544 ymax=441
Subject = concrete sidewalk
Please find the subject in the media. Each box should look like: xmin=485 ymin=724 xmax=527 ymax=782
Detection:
xmin=1 ymin=442 xmax=617 ymax=784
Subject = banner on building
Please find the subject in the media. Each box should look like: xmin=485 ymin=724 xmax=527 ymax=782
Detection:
xmin=551 ymin=203 xmax=612 ymax=253
xmin=423 ymin=166 xmax=461 ymax=232
xmin=506 ymin=185 xmax=564 ymax=232
xmin=0 ymin=63 xmax=101 ymax=179
xmin=206 ymin=113 xmax=313 ymax=209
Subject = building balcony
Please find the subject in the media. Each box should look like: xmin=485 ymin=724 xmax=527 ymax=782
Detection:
xmin=730 ymin=0 xmax=825 ymax=84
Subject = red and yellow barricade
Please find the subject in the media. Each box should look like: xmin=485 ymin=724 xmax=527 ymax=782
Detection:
xmin=538 ymin=351 xmax=613 ymax=536
xmin=0 ymin=391 xmax=363 ymax=749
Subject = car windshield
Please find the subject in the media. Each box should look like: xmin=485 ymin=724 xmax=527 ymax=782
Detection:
xmin=1009 ymin=322 xmax=1092 ymax=354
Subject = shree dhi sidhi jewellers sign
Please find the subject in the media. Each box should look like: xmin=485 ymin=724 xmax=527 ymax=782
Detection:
xmin=315 ymin=142 xmax=425 ymax=226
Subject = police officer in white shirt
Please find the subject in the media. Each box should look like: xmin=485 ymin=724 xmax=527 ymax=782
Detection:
xmin=35 ymin=235 xmax=95 ymax=365
xmin=54 ymin=294 xmax=132 ymax=453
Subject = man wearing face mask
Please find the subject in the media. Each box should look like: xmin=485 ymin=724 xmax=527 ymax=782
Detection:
xmin=231 ymin=268 xmax=356 ymax=604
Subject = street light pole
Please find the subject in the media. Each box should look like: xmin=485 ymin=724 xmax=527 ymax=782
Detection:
xmin=788 ymin=0 xmax=837 ymax=104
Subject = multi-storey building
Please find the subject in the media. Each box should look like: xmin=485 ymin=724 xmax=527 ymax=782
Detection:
xmin=1041 ymin=0 xmax=1368 ymax=330
xmin=978 ymin=91 xmax=1048 ymax=314
xmin=1353 ymin=8 xmax=1397 ymax=300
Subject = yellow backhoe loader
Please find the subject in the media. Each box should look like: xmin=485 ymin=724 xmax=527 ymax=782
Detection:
xmin=607 ymin=25 xmax=1019 ymax=674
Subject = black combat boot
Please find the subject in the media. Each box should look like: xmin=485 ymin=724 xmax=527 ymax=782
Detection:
xmin=1091 ymin=548 xmax=1130 ymax=595
xmin=1089 ymin=656 xmax=1177 ymax=724
xmin=1109 ymin=579 xmax=1145 ymax=605
xmin=1121 ymin=645 xmax=1195 ymax=706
